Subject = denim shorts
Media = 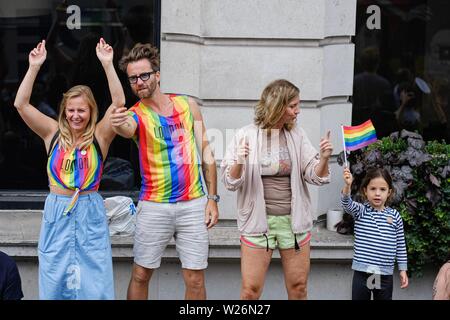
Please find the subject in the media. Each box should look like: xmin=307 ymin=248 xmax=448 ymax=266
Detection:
xmin=134 ymin=196 xmax=209 ymax=270
xmin=240 ymin=215 xmax=311 ymax=250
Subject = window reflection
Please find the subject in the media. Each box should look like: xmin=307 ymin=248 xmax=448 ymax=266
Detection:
xmin=0 ymin=1 xmax=159 ymax=191
xmin=354 ymin=0 xmax=450 ymax=143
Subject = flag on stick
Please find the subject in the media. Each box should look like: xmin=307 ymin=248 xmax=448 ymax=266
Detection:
xmin=341 ymin=119 xmax=378 ymax=167
xmin=343 ymin=120 xmax=377 ymax=151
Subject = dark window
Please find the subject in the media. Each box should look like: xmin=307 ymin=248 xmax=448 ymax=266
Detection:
xmin=0 ymin=1 xmax=160 ymax=207
xmin=353 ymin=0 xmax=450 ymax=142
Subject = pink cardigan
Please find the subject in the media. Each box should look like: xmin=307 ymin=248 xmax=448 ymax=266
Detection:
xmin=220 ymin=124 xmax=330 ymax=236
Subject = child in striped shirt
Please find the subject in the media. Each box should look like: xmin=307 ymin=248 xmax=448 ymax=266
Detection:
xmin=341 ymin=167 xmax=408 ymax=300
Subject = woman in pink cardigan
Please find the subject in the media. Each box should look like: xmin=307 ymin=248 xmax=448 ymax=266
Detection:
xmin=221 ymin=79 xmax=333 ymax=300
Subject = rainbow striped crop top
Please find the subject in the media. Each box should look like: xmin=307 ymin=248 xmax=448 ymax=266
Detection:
xmin=47 ymin=134 xmax=104 ymax=192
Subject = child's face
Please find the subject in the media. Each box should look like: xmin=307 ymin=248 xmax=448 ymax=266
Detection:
xmin=363 ymin=177 xmax=392 ymax=211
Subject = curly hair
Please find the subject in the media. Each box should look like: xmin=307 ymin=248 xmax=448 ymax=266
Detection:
xmin=118 ymin=43 xmax=160 ymax=73
xmin=254 ymin=79 xmax=299 ymax=131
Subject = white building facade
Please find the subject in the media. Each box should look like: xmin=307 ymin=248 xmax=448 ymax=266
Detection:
xmin=160 ymin=0 xmax=356 ymax=220
xmin=0 ymin=0 xmax=440 ymax=300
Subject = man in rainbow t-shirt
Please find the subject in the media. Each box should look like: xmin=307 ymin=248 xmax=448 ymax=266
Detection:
xmin=111 ymin=43 xmax=219 ymax=300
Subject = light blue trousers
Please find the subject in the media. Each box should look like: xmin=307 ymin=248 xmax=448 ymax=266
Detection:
xmin=38 ymin=192 xmax=114 ymax=300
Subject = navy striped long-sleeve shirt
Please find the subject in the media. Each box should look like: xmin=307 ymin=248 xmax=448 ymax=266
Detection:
xmin=341 ymin=193 xmax=408 ymax=275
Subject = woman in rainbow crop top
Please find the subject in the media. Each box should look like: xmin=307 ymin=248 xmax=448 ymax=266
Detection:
xmin=13 ymin=38 xmax=125 ymax=299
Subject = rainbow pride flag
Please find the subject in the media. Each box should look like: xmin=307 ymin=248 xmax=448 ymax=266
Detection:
xmin=343 ymin=119 xmax=377 ymax=151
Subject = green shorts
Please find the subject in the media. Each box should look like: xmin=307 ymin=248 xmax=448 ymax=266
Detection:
xmin=240 ymin=215 xmax=311 ymax=250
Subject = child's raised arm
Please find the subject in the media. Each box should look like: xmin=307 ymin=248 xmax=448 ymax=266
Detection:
xmin=342 ymin=166 xmax=353 ymax=195
xmin=341 ymin=167 xmax=365 ymax=220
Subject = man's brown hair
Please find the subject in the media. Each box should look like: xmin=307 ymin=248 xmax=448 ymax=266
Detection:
xmin=119 ymin=43 xmax=160 ymax=73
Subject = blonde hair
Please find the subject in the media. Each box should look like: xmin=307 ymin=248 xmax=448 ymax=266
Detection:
xmin=254 ymin=79 xmax=300 ymax=131
xmin=57 ymin=85 xmax=98 ymax=151
xmin=119 ymin=43 xmax=160 ymax=72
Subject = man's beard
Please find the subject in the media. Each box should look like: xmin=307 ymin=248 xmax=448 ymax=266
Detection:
xmin=135 ymin=80 xmax=157 ymax=99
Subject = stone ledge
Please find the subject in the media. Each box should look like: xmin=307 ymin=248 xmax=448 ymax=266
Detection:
xmin=0 ymin=210 xmax=354 ymax=260
xmin=163 ymin=34 xmax=353 ymax=47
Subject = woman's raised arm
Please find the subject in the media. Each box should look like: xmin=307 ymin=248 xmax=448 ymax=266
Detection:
xmin=13 ymin=40 xmax=58 ymax=146
xmin=95 ymin=37 xmax=125 ymax=149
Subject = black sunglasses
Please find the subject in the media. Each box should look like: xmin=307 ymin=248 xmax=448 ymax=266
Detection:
xmin=128 ymin=71 xmax=157 ymax=84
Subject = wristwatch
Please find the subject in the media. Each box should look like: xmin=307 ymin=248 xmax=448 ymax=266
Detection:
xmin=207 ymin=194 xmax=220 ymax=202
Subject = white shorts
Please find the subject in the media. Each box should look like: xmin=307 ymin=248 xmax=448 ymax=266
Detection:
xmin=133 ymin=196 xmax=209 ymax=270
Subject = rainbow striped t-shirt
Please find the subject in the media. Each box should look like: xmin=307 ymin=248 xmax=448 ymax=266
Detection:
xmin=129 ymin=94 xmax=205 ymax=203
